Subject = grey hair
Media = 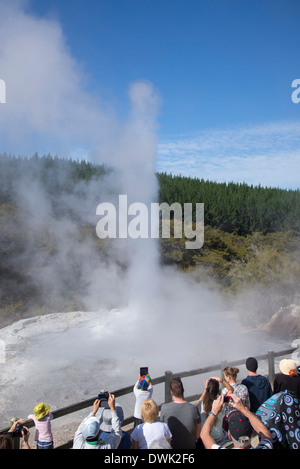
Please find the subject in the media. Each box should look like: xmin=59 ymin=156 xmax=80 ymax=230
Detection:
xmin=231 ymin=436 xmax=251 ymax=449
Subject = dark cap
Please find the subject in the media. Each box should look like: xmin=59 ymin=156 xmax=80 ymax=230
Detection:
xmin=228 ymin=411 xmax=252 ymax=441
xmin=246 ymin=357 xmax=258 ymax=372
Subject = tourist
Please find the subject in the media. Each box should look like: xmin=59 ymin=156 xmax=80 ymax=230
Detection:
xmin=273 ymin=359 xmax=300 ymax=398
xmin=201 ymin=394 xmax=273 ymax=449
xmin=222 ymin=366 xmax=250 ymax=428
xmin=256 ymin=389 xmax=300 ymax=449
xmin=28 ymin=402 xmax=53 ymax=449
xmin=131 ymin=399 xmax=172 ymax=449
xmin=0 ymin=419 xmax=31 ymax=449
xmin=72 ymin=394 xmax=121 ymax=449
xmin=241 ymin=357 xmax=272 ymax=412
xmin=133 ymin=374 xmax=153 ymax=427
xmin=160 ymin=377 xmax=201 ymax=449
xmin=98 ymin=403 xmax=131 ymax=449
xmin=197 ymin=377 xmax=233 ymax=446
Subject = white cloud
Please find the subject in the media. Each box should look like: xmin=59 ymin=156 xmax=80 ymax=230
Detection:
xmin=157 ymin=121 xmax=300 ymax=189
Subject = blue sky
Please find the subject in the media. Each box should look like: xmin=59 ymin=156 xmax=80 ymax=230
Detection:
xmin=0 ymin=0 xmax=300 ymax=188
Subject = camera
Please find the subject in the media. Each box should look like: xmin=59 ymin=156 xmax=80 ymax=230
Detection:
xmin=224 ymin=395 xmax=232 ymax=403
xmin=97 ymin=390 xmax=110 ymax=408
xmin=11 ymin=422 xmax=28 ymax=438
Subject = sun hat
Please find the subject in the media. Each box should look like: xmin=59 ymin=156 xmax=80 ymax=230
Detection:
xmin=81 ymin=416 xmax=100 ymax=440
xmin=34 ymin=402 xmax=51 ymax=420
xmin=246 ymin=357 xmax=258 ymax=373
xmin=279 ymin=359 xmax=298 ymax=376
xmin=99 ymin=405 xmax=124 ymax=432
xmin=139 ymin=375 xmax=151 ymax=390
xmin=228 ymin=410 xmax=252 ymax=441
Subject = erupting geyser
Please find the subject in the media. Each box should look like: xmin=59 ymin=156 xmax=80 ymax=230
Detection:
xmin=0 ymin=82 xmax=290 ymax=427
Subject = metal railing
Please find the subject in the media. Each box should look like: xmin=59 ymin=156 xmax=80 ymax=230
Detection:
xmin=0 ymin=347 xmax=295 ymax=449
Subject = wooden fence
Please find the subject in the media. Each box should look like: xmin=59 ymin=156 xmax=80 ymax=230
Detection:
xmin=0 ymin=347 xmax=296 ymax=449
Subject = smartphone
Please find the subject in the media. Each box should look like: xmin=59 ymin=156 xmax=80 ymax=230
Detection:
xmin=140 ymin=366 xmax=148 ymax=376
xmin=224 ymin=395 xmax=231 ymax=403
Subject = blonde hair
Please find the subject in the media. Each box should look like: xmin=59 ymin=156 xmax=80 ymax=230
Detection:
xmin=223 ymin=366 xmax=240 ymax=380
xmin=141 ymin=399 xmax=159 ymax=423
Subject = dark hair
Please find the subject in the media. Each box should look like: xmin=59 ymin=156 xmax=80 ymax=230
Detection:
xmin=0 ymin=435 xmax=13 ymax=449
xmin=202 ymin=379 xmax=220 ymax=416
xmin=170 ymin=377 xmax=184 ymax=398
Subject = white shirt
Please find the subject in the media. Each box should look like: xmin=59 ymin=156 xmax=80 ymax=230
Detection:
xmin=133 ymin=381 xmax=153 ymax=419
xmin=131 ymin=421 xmax=172 ymax=449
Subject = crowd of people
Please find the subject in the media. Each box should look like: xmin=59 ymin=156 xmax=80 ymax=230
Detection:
xmin=1 ymin=356 xmax=299 ymax=450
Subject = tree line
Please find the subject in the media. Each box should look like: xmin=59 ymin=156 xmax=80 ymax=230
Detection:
xmin=0 ymin=153 xmax=299 ymax=236
xmin=157 ymin=173 xmax=300 ymax=235
xmin=0 ymin=153 xmax=108 ymax=202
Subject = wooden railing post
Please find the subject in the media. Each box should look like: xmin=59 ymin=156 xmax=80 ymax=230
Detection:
xmin=268 ymin=350 xmax=275 ymax=387
xmin=164 ymin=370 xmax=173 ymax=403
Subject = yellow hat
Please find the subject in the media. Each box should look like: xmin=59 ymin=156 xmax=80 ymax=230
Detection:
xmin=34 ymin=402 xmax=50 ymax=420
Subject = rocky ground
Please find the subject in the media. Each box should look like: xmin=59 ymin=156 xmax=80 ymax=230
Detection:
xmin=263 ymin=303 xmax=300 ymax=338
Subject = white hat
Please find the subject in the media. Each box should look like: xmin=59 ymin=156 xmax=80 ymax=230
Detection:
xmin=81 ymin=416 xmax=100 ymax=440
xmin=279 ymin=359 xmax=298 ymax=376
